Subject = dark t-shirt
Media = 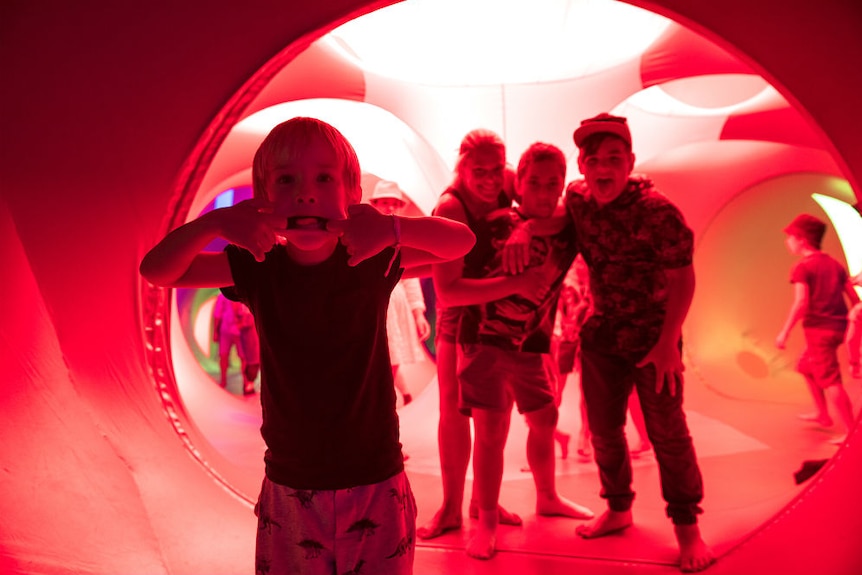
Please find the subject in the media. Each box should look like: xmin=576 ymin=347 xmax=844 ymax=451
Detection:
xmin=458 ymin=208 xmax=579 ymax=353
xmin=565 ymin=176 xmax=694 ymax=361
xmin=224 ymin=243 xmax=403 ymax=490
xmin=790 ymin=251 xmax=849 ymax=332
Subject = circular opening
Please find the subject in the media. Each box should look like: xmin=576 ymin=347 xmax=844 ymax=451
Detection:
xmin=139 ymin=0 xmax=861 ymax=556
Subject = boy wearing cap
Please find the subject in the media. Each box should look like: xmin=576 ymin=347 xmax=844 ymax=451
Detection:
xmin=776 ymin=213 xmax=859 ymax=442
xmin=503 ymin=113 xmax=714 ymax=572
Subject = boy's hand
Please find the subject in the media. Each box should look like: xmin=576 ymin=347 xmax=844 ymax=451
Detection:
xmin=217 ymin=199 xmax=287 ymax=262
xmin=515 ymin=265 xmax=552 ymax=303
xmin=502 ymin=222 xmax=533 ymax=275
xmin=637 ymin=340 xmax=684 ymax=395
xmin=327 ymin=204 xmax=394 ymax=266
xmin=775 ymin=331 xmax=788 ymax=349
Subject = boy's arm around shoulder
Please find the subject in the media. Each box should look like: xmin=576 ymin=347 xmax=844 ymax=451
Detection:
xmin=397 ymin=214 xmax=475 ymax=269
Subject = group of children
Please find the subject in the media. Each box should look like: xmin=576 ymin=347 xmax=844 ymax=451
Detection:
xmin=140 ymin=112 xmax=860 ymax=575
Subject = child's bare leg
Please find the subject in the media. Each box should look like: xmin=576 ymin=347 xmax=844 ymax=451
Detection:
xmin=526 ymin=405 xmax=594 ymax=519
xmin=467 ymin=502 xmax=522 ymax=525
xmin=465 ymin=409 xmax=509 ymax=559
xmin=554 ymin=429 xmax=571 ymax=460
xmin=800 ymin=375 xmax=832 ymax=426
xmin=575 ymin=509 xmax=632 ymax=538
xmin=675 ymin=523 xmax=715 ymax=572
xmin=219 ymin=353 xmax=229 ymax=387
xmin=577 ymin=377 xmax=592 ymax=460
xmin=825 ymin=384 xmax=855 ymax=443
xmin=417 ymin=342 xmax=469 ymax=540
xmin=466 ymin=508 xmax=497 ymax=560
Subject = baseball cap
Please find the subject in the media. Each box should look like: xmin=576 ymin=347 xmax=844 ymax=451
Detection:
xmin=573 ymin=113 xmax=632 ymax=148
xmin=783 ymin=213 xmax=826 ymax=247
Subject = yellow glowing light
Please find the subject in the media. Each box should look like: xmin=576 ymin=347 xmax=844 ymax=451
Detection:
xmin=812 ymin=193 xmax=862 ymax=296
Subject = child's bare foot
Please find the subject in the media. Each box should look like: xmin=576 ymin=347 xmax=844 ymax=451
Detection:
xmin=631 ymin=440 xmax=652 ymax=456
xmin=469 ymin=502 xmax=522 ymax=526
xmin=575 ymin=509 xmax=632 ymax=538
xmin=798 ymin=412 xmax=833 ymax=427
xmin=537 ymin=494 xmax=594 ymax=519
xmin=555 ymin=430 xmax=571 ymax=459
xmin=417 ymin=508 xmax=462 ymax=540
xmin=466 ymin=523 xmax=497 ymax=560
xmin=675 ymin=523 xmax=715 ymax=572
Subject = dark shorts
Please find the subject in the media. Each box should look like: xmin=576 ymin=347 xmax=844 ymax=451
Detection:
xmin=457 ymin=343 xmax=555 ymax=414
xmin=798 ymin=327 xmax=845 ymax=388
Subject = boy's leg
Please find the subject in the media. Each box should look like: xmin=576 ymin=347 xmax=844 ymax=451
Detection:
xmin=824 ymin=384 xmax=855 ymax=442
xmin=218 ymin=333 xmax=235 ymax=388
xmin=633 ymin=363 xmax=704 ymax=525
xmin=633 ymin=365 xmax=714 ymax=572
xmin=576 ymin=349 xmax=635 ymax=538
xmin=468 ymin=407 xmax=511 ymax=559
xmin=628 ymin=391 xmax=651 ymax=455
xmin=525 ymin=403 xmax=593 ymax=519
xmin=254 ymin=477 xmax=336 ymax=575
xmin=334 ymin=472 xmax=417 ymax=575
xmin=511 ymin=352 xmax=593 ymax=519
xmin=815 ymin=328 xmax=856 ymax=440
xmin=797 ymin=330 xmax=833 ymax=425
xmin=417 ymin=334 xmax=471 ymax=539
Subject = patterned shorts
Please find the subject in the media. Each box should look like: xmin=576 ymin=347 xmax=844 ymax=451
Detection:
xmin=254 ymin=472 xmax=416 ymax=575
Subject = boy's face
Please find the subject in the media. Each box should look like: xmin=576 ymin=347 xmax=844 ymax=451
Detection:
xmin=517 ymin=159 xmax=564 ymax=219
xmin=371 ymin=197 xmax=404 ymax=216
xmin=784 ymin=233 xmax=803 ymax=255
xmin=577 ymin=137 xmax=635 ymax=206
xmin=265 ymin=135 xmax=351 ymax=251
xmin=463 ymin=147 xmax=506 ymax=203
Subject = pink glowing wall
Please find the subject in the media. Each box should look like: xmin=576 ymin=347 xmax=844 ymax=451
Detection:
xmin=1 ymin=1 xmax=861 ymax=574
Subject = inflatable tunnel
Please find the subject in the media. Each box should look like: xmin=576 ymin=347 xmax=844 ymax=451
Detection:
xmin=2 ymin=1 xmax=861 ymax=573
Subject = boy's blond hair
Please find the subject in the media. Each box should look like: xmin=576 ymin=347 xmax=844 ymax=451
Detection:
xmin=252 ymin=117 xmax=362 ymax=205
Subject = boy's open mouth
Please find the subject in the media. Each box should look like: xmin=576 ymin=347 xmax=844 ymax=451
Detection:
xmin=286 ymin=216 xmax=328 ymax=230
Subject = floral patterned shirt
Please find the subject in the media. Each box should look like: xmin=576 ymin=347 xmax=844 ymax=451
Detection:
xmin=564 ymin=176 xmax=693 ymax=361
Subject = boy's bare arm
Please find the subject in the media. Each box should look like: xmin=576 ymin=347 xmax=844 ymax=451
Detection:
xmin=398 ymin=214 xmax=476 ymax=264
xmin=432 ymin=256 xmax=546 ymax=308
xmin=328 ymin=204 xmax=475 ymax=267
xmin=140 ymin=199 xmax=285 ymax=288
xmin=636 ymin=264 xmax=695 ymax=395
xmin=776 ymin=282 xmax=809 ymax=349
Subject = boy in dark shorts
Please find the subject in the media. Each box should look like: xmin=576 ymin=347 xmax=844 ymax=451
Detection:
xmin=435 ymin=142 xmax=594 ymax=560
